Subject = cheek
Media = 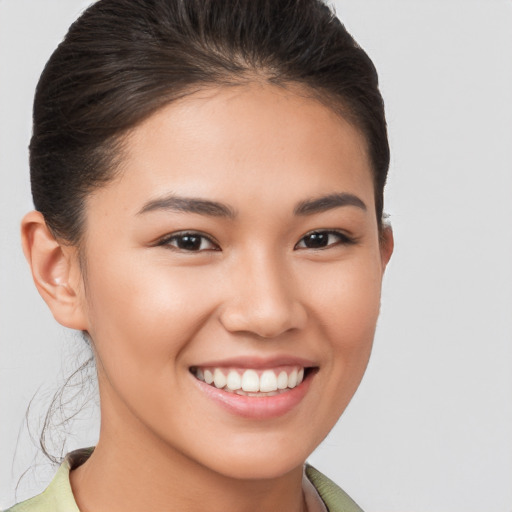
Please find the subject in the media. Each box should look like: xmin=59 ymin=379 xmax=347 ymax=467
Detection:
xmin=289 ymin=254 xmax=383 ymax=449
xmin=303 ymin=253 xmax=383 ymax=381
xmin=82 ymin=253 xmax=216 ymax=376
xmin=81 ymin=255 xmax=224 ymax=428
xmin=308 ymin=253 xmax=382 ymax=330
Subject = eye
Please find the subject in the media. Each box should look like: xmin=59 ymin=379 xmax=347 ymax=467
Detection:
xmin=295 ymin=230 xmax=354 ymax=250
xmin=157 ymin=232 xmax=219 ymax=252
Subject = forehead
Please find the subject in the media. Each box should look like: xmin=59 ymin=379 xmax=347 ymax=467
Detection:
xmin=91 ymin=83 xmax=374 ymax=216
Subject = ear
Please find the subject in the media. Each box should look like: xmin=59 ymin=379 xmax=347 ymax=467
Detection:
xmin=379 ymin=224 xmax=394 ymax=273
xmin=21 ymin=211 xmax=88 ymax=330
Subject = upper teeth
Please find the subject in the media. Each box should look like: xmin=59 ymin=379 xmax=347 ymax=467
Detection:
xmin=193 ymin=367 xmax=305 ymax=393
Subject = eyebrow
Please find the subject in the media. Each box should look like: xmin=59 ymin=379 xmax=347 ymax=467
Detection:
xmin=294 ymin=193 xmax=367 ymax=215
xmin=138 ymin=192 xmax=366 ymax=218
xmin=138 ymin=195 xmax=236 ymax=218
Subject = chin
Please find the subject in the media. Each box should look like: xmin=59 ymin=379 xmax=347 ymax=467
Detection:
xmin=212 ymin=453 xmax=306 ymax=481
xmin=189 ymin=434 xmax=318 ymax=481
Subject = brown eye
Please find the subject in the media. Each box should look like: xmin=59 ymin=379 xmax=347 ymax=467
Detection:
xmin=295 ymin=230 xmax=353 ymax=250
xmin=159 ymin=232 xmax=219 ymax=252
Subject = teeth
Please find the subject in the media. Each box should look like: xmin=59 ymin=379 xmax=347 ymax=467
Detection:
xmin=277 ymin=371 xmax=288 ymax=390
xmin=241 ymin=369 xmax=260 ymax=392
xmin=193 ymin=366 xmax=307 ymax=393
xmin=226 ymin=370 xmax=242 ymax=390
xmin=237 ymin=390 xmax=280 ymax=397
xmin=213 ymin=368 xmax=227 ymax=389
xmin=288 ymin=368 xmax=298 ymax=388
xmin=204 ymin=369 xmax=213 ymax=384
xmin=259 ymin=370 xmax=278 ymax=392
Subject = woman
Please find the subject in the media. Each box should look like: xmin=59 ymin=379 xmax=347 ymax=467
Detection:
xmin=6 ymin=0 xmax=393 ymax=510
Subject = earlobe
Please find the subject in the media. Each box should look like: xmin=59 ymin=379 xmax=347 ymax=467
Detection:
xmin=21 ymin=211 xmax=88 ymax=330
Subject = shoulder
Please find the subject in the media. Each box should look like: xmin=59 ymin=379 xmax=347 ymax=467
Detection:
xmin=3 ymin=449 xmax=93 ymax=512
xmin=3 ymin=462 xmax=79 ymax=512
xmin=305 ymin=464 xmax=364 ymax=512
xmin=4 ymin=492 xmax=54 ymax=512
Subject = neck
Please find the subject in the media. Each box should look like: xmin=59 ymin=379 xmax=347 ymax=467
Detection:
xmin=70 ymin=414 xmax=306 ymax=512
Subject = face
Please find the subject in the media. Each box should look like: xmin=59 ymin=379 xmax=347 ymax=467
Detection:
xmin=77 ymin=83 xmax=391 ymax=480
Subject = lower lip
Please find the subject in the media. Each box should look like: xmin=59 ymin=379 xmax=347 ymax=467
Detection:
xmin=193 ymin=372 xmax=314 ymax=420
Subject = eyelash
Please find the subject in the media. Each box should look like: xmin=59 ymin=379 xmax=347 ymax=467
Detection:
xmin=156 ymin=229 xmax=355 ymax=253
xmin=294 ymin=230 xmax=356 ymax=250
xmin=156 ymin=231 xmax=220 ymax=252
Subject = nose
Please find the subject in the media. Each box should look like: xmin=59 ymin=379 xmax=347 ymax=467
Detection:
xmin=219 ymin=251 xmax=307 ymax=339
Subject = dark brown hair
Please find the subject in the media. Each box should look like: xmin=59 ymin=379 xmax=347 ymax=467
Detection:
xmin=30 ymin=0 xmax=389 ymax=246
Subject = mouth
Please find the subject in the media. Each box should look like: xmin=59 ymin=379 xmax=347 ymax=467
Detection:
xmin=189 ymin=365 xmax=314 ymax=397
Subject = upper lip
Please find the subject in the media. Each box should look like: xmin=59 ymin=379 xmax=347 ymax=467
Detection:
xmin=190 ymin=355 xmax=318 ymax=369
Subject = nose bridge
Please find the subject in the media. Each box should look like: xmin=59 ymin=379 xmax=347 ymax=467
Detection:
xmin=220 ymin=246 xmax=305 ymax=338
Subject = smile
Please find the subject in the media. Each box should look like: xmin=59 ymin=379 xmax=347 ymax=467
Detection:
xmin=190 ymin=366 xmax=306 ymax=396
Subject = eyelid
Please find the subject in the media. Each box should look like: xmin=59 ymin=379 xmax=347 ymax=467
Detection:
xmin=155 ymin=230 xmax=220 ymax=251
xmin=294 ymin=229 xmax=356 ymax=250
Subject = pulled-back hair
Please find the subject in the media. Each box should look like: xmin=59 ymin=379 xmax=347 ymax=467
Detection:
xmin=31 ymin=0 xmax=389 ymax=246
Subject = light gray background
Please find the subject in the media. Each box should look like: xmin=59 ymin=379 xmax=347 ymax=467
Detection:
xmin=1 ymin=1 xmax=511 ymax=511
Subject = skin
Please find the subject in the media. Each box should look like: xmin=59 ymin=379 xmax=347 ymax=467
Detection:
xmin=22 ymin=83 xmax=393 ymax=512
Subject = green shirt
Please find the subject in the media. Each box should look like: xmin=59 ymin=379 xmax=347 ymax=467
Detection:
xmin=5 ymin=448 xmax=363 ymax=512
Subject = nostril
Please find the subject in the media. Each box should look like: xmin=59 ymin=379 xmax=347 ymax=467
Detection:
xmin=219 ymin=300 xmax=307 ymax=339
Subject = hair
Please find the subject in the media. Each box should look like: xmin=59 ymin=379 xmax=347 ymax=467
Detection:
xmin=31 ymin=0 xmax=389 ymax=247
